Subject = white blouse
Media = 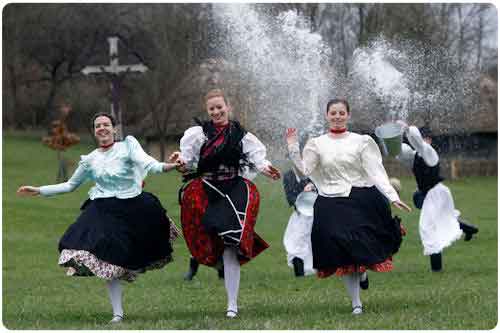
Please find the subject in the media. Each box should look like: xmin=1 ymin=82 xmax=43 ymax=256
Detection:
xmin=179 ymin=126 xmax=271 ymax=178
xmin=396 ymin=126 xmax=439 ymax=169
xmin=39 ymin=136 xmax=166 ymax=199
xmin=288 ymin=132 xmax=400 ymax=202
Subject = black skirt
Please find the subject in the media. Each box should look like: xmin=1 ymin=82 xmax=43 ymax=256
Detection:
xmin=311 ymin=186 xmax=402 ymax=271
xmin=58 ymin=192 xmax=173 ymax=271
xmin=201 ymin=177 xmax=247 ymax=247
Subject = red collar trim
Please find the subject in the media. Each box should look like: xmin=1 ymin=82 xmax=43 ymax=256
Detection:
xmin=100 ymin=142 xmax=115 ymax=149
xmin=214 ymin=123 xmax=229 ymax=129
xmin=214 ymin=122 xmax=229 ymax=133
xmin=330 ymin=128 xmax=347 ymax=134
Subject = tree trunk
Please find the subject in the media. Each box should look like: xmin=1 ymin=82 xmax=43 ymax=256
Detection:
xmin=476 ymin=8 xmax=484 ymax=70
xmin=159 ymin=133 xmax=166 ymax=161
xmin=57 ymin=150 xmax=68 ymax=182
xmin=457 ymin=6 xmax=464 ymax=66
xmin=45 ymin=81 xmax=59 ymax=130
xmin=6 ymin=64 xmax=18 ymax=128
xmin=339 ymin=7 xmax=349 ymax=77
xmin=439 ymin=4 xmax=450 ymax=46
xmin=358 ymin=4 xmax=365 ymax=43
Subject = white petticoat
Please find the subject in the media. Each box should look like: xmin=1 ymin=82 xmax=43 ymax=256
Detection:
xmin=283 ymin=211 xmax=316 ymax=275
xmin=419 ymin=183 xmax=463 ymax=255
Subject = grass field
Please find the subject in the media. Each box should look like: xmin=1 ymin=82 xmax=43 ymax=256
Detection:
xmin=2 ymin=133 xmax=498 ymax=329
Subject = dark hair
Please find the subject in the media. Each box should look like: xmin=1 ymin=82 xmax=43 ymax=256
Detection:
xmin=92 ymin=113 xmax=116 ymax=127
xmin=326 ymin=98 xmax=350 ymax=114
xmin=419 ymin=126 xmax=432 ymax=138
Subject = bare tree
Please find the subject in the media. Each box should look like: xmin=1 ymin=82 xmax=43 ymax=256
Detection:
xmin=4 ymin=4 xmax=152 ymax=129
xmin=128 ymin=4 xmax=210 ymax=160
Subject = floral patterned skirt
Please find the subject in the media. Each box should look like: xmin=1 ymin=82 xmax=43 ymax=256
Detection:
xmin=59 ymin=249 xmax=171 ymax=282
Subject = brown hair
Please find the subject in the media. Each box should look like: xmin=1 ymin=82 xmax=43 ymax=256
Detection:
xmin=326 ymin=98 xmax=350 ymax=114
xmin=203 ymin=89 xmax=229 ymax=106
xmin=92 ymin=113 xmax=116 ymax=128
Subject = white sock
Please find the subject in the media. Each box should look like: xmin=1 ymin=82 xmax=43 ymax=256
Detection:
xmin=342 ymin=273 xmax=362 ymax=308
xmin=106 ymin=279 xmax=124 ymax=317
xmin=360 ymin=271 xmax=367 ymax=282
xmin=223 ymin=247 xmax=240 ymax=313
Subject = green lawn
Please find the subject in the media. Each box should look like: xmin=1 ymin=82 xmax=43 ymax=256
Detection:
xmin=2 ymin=134 xmax=498 ymax=329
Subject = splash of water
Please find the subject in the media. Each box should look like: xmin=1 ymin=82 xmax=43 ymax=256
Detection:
xmin=213 ymin=4 xmax=337 ymax=160
xmin=348 ymin=37 xmax=479 ymax=134
xmin=351 ymin=39 xmax=410 ymax=121
xmin=213 ymin=5 xmax=479 ymax=161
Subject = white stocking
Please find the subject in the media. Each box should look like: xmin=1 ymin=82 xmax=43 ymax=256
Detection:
xmin=223 ymin=247 xmax=240 ymax=313
xmin=342 ymin=273 xmax=362 ymax=308
xmin=106 ymin=279 xmax=124 ymax=317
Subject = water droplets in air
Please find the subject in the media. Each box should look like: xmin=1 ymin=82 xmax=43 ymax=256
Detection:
xmin=213 ymin=4 xmax=336 ymax=156
xmin=212 ymin=5 xmax=480 ymax=155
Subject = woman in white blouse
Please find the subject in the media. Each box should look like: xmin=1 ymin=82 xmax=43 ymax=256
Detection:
xmin=17 ymin=113 xmax=178 ymax=323
xmin=395 ymin=122 xmax=478 ymax=272
xmin=170 ymin=89 xmax=281 ymax=318
xmin=286 ymin=98 xmax=411 ymax=315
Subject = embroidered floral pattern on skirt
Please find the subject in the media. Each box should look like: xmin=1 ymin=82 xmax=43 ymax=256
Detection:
xmin=317 ymin=257 xmax=395 ymax=278
xmin=59 ymin=249 xmax=172 ymax=282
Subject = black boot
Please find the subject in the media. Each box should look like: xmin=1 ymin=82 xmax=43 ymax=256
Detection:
xmin=292 ymin=257 xmax=304 ymax=277
xmin=430 ymin=253 xmax=442 ymax=272
xmin=359 ymin=272 xmax=369 ymax=290
xmin=184 ymin=257 xmax=199 ymax=281
xmin=458 ymin=218 xmax=479 ymax=241
xmin=217 ymin=266 xmax=225 ymax=280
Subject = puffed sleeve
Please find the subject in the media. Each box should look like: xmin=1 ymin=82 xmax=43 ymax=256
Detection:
xmin=406 ymin=126 xmax=439 ymax=167
xmin=126 ymin=135 xmax=166 ymax=174
xmin=39 ymin=156 xmax=91 ymax=196
xmin=287 ymin=138 xmax=320 ymax=177
xmin=242 ymin=132 xmax=271 ymax=172
xmin=360 ymin=136 xmax=400 ymax=202
xmin=396 ymin=143 xmax=416 ymax=169
xmin=179 ymin=126 xmax=206 ymax=170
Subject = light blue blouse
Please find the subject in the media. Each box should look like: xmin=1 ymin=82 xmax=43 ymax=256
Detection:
xmin=39 ymin=136 xmax=166 ymax=200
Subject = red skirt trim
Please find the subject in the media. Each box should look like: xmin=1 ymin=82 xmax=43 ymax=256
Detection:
xmin=317 ymin=257 xmax=395 ymax=278
xmin=180 ymin=178 xmax=269 ymax=266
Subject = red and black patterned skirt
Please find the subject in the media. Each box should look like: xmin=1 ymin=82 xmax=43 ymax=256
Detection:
xmin=180 ymin=177 xmax=269 ymax=266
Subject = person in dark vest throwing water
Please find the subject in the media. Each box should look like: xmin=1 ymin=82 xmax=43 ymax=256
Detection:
xmin=395 ymin=121 xmax=479 ymax=272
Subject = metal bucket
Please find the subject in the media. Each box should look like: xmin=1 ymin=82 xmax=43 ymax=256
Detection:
xmin=374 ymin=122 xmax=404 ymax=157
xmin=295 ymin=191 xmax=318 ymax=217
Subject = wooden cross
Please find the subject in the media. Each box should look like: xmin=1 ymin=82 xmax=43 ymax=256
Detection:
xmin=81 ymin=36 xmax=148 ymax=140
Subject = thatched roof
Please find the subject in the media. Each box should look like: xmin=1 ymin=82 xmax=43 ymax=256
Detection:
xmin=473 ymin=74 xmax=498 ymax=133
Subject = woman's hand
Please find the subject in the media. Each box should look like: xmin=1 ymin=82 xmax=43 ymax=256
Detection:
xmin=168 ymin=151 xmax=188 ymax=173
xmin=261 ymin=165 xmax=281 ymax=180
xmin=17 ymin=186 xmax=40 ymax=197
xmin=168 ymin=151 xmax=181 ymax=163
xmin=286 ymin=128 xmax=298 ymax=146
xmin=392 ymin=200 xmax=412 ymax=212
xmin=396 ymin=120 xmax=409 ymax=132
xmin=163 ymin=163 xmax=179 ymax=172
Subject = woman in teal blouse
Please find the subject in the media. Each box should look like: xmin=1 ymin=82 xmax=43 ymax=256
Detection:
xmin=17 ymin=113 xmax=178 ymax=323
